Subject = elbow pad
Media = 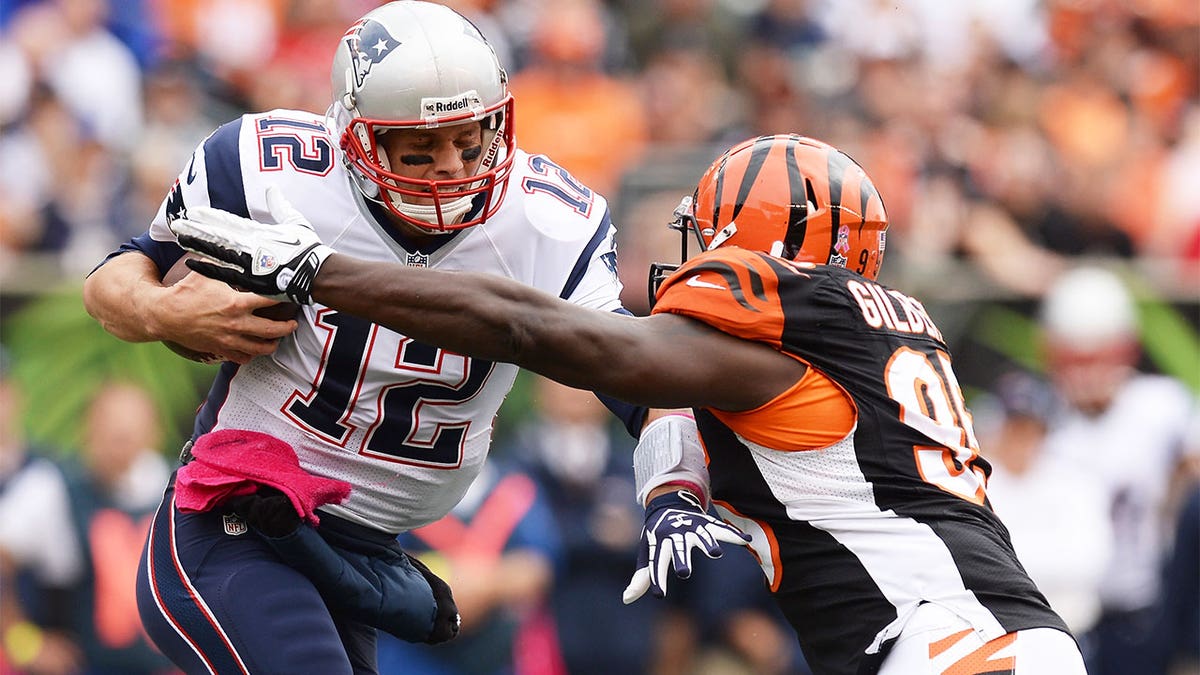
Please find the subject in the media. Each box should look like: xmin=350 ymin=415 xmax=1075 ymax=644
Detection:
xmin=633 ymin=413 xmax=711 ymax=507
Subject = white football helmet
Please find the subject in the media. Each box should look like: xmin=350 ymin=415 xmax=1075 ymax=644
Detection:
xmin=330 ymin=1 xmax=515 ymax=231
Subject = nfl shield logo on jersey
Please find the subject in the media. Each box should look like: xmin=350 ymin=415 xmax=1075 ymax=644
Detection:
xmin=222 ymin=513 xmax=248 ymax=536
xmin=406 ymin=252 xmax=429 ymax=267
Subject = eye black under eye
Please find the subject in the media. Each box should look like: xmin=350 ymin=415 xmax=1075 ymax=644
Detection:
xmin=461 ymin=146 xmax=482 ymax=161
xmin=400 ymin=154 xmax=434 ymax=165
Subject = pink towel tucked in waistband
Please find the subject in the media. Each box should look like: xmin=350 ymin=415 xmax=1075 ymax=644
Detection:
xmin=176 ymin=429 xmax=352 ymax=526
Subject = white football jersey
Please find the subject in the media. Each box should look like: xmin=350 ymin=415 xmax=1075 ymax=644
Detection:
xmin=1041 ymin=374 xmax=1194 ymax=612
xmin=144 ymin=109 xmax=625 ymax=533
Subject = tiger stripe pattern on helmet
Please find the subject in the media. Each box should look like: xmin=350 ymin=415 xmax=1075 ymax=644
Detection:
xmin=689 ymin=134 xmax=888 ymax=280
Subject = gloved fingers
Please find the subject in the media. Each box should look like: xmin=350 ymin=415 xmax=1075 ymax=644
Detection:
xmin=178 ymin=236 xmax=245 ymax=270
xmin=708 ymin=522 xmax=753 ymax=546
xmin=184 ymin=256 xmax=252 ymax=287
xmin=652 ymin=540 xmax=675 ymax=596
xmin=184 ymin=205 xmax=250 ymax=228
xmin=670 ymin=532 xmax=700 ymax=575
xmin=622 ymin=567 xmax=651 ymax=605
xmin=171 ymin=218 xmax=242 ymax=257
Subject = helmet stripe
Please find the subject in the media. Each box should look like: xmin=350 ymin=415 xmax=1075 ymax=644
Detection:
xmin=782 ymin=136 xmax=807 ymax=259
xmin=711 ymin=153 xmax=729 ymax=236
xmin=729 ymin=136 xmax=776 ymax=224
xmin=858 ymin=171 xmax=882 ymax=231
xmin=825 ymin=149 xmax=853 ymax=262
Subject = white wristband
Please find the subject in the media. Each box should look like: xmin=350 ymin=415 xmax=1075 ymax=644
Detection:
xmin=633 ymin=414 xmax=711 ymax=507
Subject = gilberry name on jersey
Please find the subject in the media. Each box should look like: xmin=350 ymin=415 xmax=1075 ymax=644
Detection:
xmin=847 ymin=279 xmax=944 ymax=340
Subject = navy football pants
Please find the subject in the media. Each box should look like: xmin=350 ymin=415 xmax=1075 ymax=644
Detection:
xmin=136 ymin=480 xmax=378 ymax=674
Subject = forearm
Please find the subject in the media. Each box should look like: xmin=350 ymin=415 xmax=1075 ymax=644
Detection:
xmin=82 ymin=253 xmax=169 ymax=342
xmin=313 ymin=254 xmax=651 ymax=399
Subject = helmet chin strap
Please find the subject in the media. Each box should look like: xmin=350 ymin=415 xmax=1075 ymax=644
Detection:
xmin=391 ymin=191 xmax=475 ymax=227
xmin=373 ymin=143 xmax=475 ymax=228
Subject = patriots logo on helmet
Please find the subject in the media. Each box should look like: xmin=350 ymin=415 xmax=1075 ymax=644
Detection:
xmin=343 ymin=19 xmax=401 ymax=89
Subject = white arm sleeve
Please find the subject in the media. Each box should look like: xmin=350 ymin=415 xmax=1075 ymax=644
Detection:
xmin=633 ymin=414 xmax=711 ymax=506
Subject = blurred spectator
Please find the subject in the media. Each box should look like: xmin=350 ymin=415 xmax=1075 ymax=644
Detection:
xmin=508 ymin=0 xmax=647 ymax=197
xmin=125 ymin=58 xmax=223 ymax=237
xmin=153 ymin=0 xmax=284 ymax=99
xmin=376 ymin=457 xmax=563 ymax=675
xmin=1038 ymin=265 xmax=1197 ymax=675
xmin=636 ymin=45 xmax=743 ymax=148
xmin=65 ymin=381 xmax=175 ymax=674
xmin=436 ymin=0 xmax=514 ymax=73
xmin=655 ymin=547 xmax=812 ymax=675
xmin=1151 ymin=105 xmax=1200 ymax=280
xmin=1149 ymin=405 xmax=1200 ymax=674
xmin=246 ymin=0 xmax=353 ymax=114
xmin=614 ymin=189 xmax=703 ymax=315
xmin=0 ymin=349 xmax=84 ymax=674
xmin=981 ymin=371 xmax=1113 ymax=655
xmin=8 ymin=0 xmax=143 ymax=152
xmin=505 ymin=377 xmax=656 ymax=675
xmin=0 ymin=377 xmax=176 ymax=675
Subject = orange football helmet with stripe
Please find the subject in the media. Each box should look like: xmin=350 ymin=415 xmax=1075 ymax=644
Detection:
xmin=650 ymin=135 xmax=888 ymax=305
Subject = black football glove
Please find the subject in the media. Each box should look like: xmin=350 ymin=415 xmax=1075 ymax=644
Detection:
xmin=405 ymin=554 xmax=461 ymax=644
xmin=169 ymin=185 xmax=334 ymax=305
xmin=224 ymin=486 xmax=301 ymax=538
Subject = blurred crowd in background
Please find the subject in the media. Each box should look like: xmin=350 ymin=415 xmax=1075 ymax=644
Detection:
xmin=0 ymin=0 xmax=1197 ymax=674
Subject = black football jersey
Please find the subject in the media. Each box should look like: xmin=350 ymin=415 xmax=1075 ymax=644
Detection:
xmin=653 ymin=248 xmax=1068 ymax=674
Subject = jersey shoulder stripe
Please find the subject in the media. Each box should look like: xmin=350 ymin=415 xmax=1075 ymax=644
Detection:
xmin=652 ymin=248 xmax=808 ymax=347
xmin=202 ymin=117 xmax=249 ymax=218
xmin=559 ymin=208 xmax=615 ymax=300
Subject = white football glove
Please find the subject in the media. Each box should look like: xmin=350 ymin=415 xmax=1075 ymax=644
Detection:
xmin=169 ymin=185 xmax=334 ymax=305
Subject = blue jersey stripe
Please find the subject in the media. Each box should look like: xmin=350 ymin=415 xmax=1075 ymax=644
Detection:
xmin=205 ymin=118 xmax=250 ymax=219
xmin=559 ymin=209 xmax=614 ymax=300
xmin=93 ymin=234 xmax=186 ymax=278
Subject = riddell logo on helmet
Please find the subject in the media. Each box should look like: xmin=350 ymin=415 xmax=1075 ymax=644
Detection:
xmin=421 ymin=92 xmax=483 ymax=119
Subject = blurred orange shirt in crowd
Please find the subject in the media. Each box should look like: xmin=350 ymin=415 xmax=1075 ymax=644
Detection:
xmin=510 ymin=71 xmax=648 ymax=198
xmin=509 ymin=0 xmax=647 ymax=197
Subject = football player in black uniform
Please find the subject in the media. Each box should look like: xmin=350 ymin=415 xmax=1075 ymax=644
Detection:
xmin=171 ymin=135 xmax=1085 ymax=674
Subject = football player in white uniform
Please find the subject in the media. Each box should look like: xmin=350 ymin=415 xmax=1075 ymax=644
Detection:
xmin=82 ymin=3 xmax=651 ymax=673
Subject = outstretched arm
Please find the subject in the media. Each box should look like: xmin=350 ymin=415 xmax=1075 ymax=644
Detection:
xmin=171 ymin=191 xmax=806 ymax=411
xmin=313 ymin=254 xmax=801 ymax=411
